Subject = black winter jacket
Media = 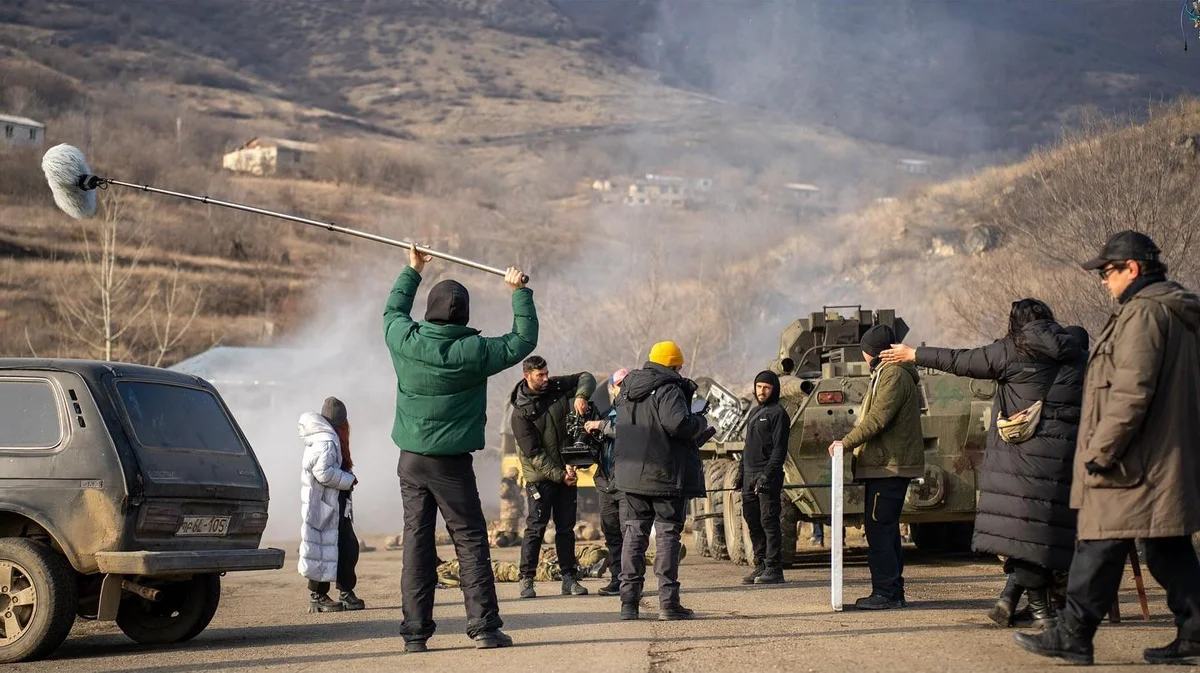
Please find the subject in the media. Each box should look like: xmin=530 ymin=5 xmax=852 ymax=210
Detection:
xmin=510 ymin=372 xmax=596 ymax=484
xmin=915 ymin=319 xmax=1085 ymax=571
xmin=612 ymin=362 xmax=709 ymax=498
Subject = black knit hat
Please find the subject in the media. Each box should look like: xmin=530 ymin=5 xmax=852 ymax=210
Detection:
xmin=425 ymin=279 xmax=470 ymax=325
xmin=861 ymin=324 xmax=896 ymax=358
xmin=321 ymin=396 xmax=348 ymax=427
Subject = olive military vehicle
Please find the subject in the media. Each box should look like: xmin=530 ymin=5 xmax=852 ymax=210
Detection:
xmin=690 ymin=306 xmax=996 ymax=567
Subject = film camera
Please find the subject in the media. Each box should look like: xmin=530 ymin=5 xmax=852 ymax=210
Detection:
xmin=560 ymin=402 xmax=606 ymax=467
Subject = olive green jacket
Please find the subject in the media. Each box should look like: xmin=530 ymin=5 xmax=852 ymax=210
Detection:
xmin=841 ymin=362 xmax=925 ymax=479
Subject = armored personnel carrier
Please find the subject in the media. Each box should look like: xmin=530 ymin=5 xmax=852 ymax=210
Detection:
xmin=691 ymin=306 xmax=996 ymax=567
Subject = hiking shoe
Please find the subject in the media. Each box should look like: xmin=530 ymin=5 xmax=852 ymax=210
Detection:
xmin=1013 ymin=623 xmax=1094 ymax=666
xmin=473 ymin=629 xmax=514 ymax=649
xmin=742 ymin=564 xmax=765 ymax=585
xmin=561 ymin=572 xmax=588 ymax=596
xmin=659 ymin=605 xmax=696 ymax=621
xmin=855 ymin=594 xmax=904 ymax=610
xmin=597 ymin=578 xmax=621 ymax=596
xmin=621 ymin=602 xmax=639 ymax=620
xmin=754 ymin=567 xmax=784 ymax=584
xmin=518 ymin=578 xmax=536 ymax=599
xmin=340 ymin=590 xmax=365 ymax=611
xmin=404 ymin=639 xmax=428 ymax=653
xmin=308 ymin=592 xmax=345 ymax=613
xmin=1144 ymin=638 xmax=1200 ymax=665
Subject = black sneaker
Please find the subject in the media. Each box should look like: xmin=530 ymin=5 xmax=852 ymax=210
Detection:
xmin=473 ymin=629 xmax=514 ymax=649
xmin=561 ymin=572 xmax=589 ymax=596
xmin=308 ymin=592 xmax=345 ymax=613
xmin=620 ymin=602 xmax=639 ymax=620
xmin=659 ymin=605 xmax=696 ymax=621
xmin=1013 ymin=623 xmax=1094 ymax=666
xmin=518 ymin=578 xmax=536 ymax=599
xmin=597 ymin=579 xmax=621 ymax=596
xmin=404 ymin=638 xmax=428 ymax=653
xmin=854 ymin=594 xmax=904 ymax=610
xmin=1144 ymin=638 xmax=1200 ymax=665
xmin=742 ymin=565 xmax=765 ymax=585
xmin=340 ymin=590 xmax=365 ymax=611
xmin=754 ymin=567 xmax=784 ymax=584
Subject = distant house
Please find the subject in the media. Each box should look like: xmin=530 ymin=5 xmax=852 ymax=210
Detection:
xmin=897 ymin=159 xmax=931 ymax=175
xmin=222 ymin=136 xmax=319 ymax=177
xmin=624 ymin=173 xmax=711 ymax=208
xmin=1 ymin=114 xmax=45 ymax=149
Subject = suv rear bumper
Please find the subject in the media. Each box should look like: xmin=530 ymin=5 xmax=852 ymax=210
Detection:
xmin=95 ymin=548 xmax=285 ymax=576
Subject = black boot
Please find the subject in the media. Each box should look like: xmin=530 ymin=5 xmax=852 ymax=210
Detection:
xmin=561 ymin=570 xmax=588 ymax=596
xmin=620 ymin=602 xmax=640 ymax=620
xmin=754 ymin=566 xmax=784 ymax=584
xmin=659 ymin=604 xmax=696 ymax=621
xmin=597 ymin=577 xmax=621 ymax=596
xmin=1025 ymin=587 xmax=1057 ymax=631
xmin=987 ymin=575 xmax=1024 ymax=627
xmin=308 ymin=592 xmax=345 ymax=613
xmin=742 ymin=564 xmax=765 ymax=585
xmin=339 ymin=590 xmax=365 ymax=611
xmin=1013 ymin=621 xmax=1094 ymax=666
xmin=1144 ymin=638 xmax=1200 ymax=665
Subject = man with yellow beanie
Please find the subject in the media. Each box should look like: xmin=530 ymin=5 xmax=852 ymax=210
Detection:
xmin=612 ymin=340 xmax=712 ymax=621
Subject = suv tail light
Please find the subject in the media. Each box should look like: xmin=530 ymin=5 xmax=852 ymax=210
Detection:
xmin=139 ymin=505 xmax=182 ymax=533
xmin=238 ymin=510 xmax=269 ymax=535
xmin=817 ymin=391 xmax=844 ymax=405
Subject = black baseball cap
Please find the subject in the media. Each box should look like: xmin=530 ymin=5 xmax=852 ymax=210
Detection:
xmin=1081 ymin=230 xmax=1161 ymax=271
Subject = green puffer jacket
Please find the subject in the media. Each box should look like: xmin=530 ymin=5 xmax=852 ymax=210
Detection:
xmin=510 ymin=373 xmax=597 ymax=484
xmin=383 ymin=267 xmax=538 ymax=455
xmin=841 ymin=362 xmax=925 ymax=479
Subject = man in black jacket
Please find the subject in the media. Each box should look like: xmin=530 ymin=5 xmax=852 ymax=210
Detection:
xmin=613 ymin=341 xmax=712 ymax=621
xmin=738 ymin=370 xmax=790 ymax=585
xmin=509 ymin=356 xmax=596 ymax=599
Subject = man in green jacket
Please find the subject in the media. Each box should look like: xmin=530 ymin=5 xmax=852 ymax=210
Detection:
xmin=509 ymin=355 xmax=596 ymax=598
xmin=828 ymin=324 xmax=924 ymax=610
xmin=384 ymin=247 xmax=537 ymax=653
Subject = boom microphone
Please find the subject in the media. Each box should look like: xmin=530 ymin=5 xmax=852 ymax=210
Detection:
xmin=40 ymin=143 xmax=529 ymax=283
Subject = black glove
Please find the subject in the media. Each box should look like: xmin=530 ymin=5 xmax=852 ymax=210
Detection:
xmin=733 ymin=469 xmax=743 ymax=490
xmin=752 ymin=473 xmax=768 ymax=494
xmin=1085 ymin=460 xmax=1114 ymax=476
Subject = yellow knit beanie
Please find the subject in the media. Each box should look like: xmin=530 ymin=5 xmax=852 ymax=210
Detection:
xmin=648 ymin=341 xmax=684 ymax=368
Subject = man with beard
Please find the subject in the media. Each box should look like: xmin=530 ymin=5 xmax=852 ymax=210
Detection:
xmin=738 ymin=370 xmax=791 ymax=585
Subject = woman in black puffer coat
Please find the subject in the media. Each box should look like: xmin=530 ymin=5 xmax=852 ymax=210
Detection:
xmin=881 ymin=299 xmax=1087 ymax=629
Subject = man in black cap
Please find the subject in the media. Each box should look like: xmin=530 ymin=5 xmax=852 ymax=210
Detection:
xmin=1014 ymin=231 xmax=1200 ymax=666
xmin=827 ymin=324 xmax=924 ymax=609
xmin=737 ymin=370 xmax=790 ymax=585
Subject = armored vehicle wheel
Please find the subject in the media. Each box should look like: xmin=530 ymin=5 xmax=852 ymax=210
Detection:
xmin=0 ymin=538 xmax=78 ymax=664
xmin=116 ymin=574 xmax=220 ymax=645
xmin=722 ymin=468 xmax=752 ymax=565
xmin=780 ymin=502 xmax=801 ymax=568
xmin=702 ymin=459 xmax=734 ymax=560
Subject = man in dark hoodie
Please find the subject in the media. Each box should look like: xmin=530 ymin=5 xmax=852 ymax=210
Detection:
xmin=828 ymin=324 xmax=924 ymax=610
xmin=737 ymin=370 xmax=790 ymax=585
xmin=510 ymin=355 xmax=596 ymax=599
xmin=613 ymin=341 xmax=712 ymax=621
xmin=1015 ymin=231 xmax=1200 ymax=667
xmin=384 ymin=247 xmax=536 ymax=652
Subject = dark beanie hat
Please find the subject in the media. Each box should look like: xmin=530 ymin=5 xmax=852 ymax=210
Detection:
xmin=321 ymin=396 xmax=348 ymax=427
xmin=861 ymin=324 xmax=896 ymax=358
xmin=425 ymin=279 xmax=470 ymax=326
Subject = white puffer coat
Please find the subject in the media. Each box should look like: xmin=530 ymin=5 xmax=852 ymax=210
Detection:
xmin=298 ymin=412 xmax=355 ymax=583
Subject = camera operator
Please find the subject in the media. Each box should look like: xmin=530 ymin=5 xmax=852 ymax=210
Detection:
xmin=509 ymin=356 xmax=596 ymax=599
xmin=584 ymin=368 xmax=631 ymax=596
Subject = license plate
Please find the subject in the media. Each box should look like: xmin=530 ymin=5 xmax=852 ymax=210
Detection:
xmin=176 ymin=516 xmax=230 ymax=537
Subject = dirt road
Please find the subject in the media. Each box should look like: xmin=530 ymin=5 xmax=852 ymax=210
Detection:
xmin=10 ymin=543 xmax=1193 ymax=672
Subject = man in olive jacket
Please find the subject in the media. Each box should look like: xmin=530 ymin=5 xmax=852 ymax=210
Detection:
xmin=510 ymin=356 xmax=596 ymax=598
xmin=384 ymin=248 xmax=537 ymax=652
xmin=1015 ymin=231 xmax=1200 ymax=667
xmin=828 ymin=324 xmax=924 ymax=610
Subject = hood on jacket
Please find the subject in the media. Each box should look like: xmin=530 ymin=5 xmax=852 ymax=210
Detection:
xmin=753 ymin=370 xmax=781 ymax=405
xmin=298 ymin=411 xmax=337 ymax=440
xmin=882 ymin=361 xmax=921 ymax=385
xmin=1064 ymin=326 xmax=1090 ymax=351
xmin=622 ymin=362 xmax=685 ymax=402
xmin=1018 ymin=319 xmax=1084 ymax=362
xmin=1134 ymin=281 xmax=1200 ymax=331
xmin=425 ymin=279 xmax=470 ymax=325
xmin=508 ymin=378 xmax=543 ymax=413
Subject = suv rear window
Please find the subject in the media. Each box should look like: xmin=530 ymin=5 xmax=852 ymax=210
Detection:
xmin=116 ymin=381 xmax=245 ymax=454
xmin=0 ymin=379 xmax=62 ymax=448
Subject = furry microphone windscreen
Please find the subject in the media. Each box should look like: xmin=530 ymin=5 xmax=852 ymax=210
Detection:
xmin=42 ymin=143 xmax=98 ymax=219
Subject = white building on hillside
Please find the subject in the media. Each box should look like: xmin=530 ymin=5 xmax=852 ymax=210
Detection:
xmin=1 ymin=114 xmax=45 ymax=148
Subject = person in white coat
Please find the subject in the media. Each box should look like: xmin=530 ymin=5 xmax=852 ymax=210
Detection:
xmin=299 ymin=396 xmax=364 ymax=612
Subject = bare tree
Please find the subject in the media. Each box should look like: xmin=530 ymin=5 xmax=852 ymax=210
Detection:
xmin=147 ymin=264 xmax=204 ymax=367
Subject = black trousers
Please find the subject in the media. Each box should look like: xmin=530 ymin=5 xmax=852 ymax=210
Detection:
xmin=396 ymin=451 xmax=501 ymax=640
xmin=307 ymin=494 xmax=359 ymax=594
xmin=1062 ymin=537 xmax=1200 ymax=642
xmin=518 ymin=480 xmax=579 ymax=578
xmin=598 ymin=487 xmax=625 ymax=580
xmin=863 ymin=477 xmax=910 ymax=601
xmin=742 ymin=471 xmax=783 ymax=569
xmin=1003 ymin=557 xmax=1053 ymax=590
xmin=620 ymin=492 xmax=686 ymax=608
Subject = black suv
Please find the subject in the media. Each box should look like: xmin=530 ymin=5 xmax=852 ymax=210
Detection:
xmin=0 ymin=359 xmax=284 ymax=663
